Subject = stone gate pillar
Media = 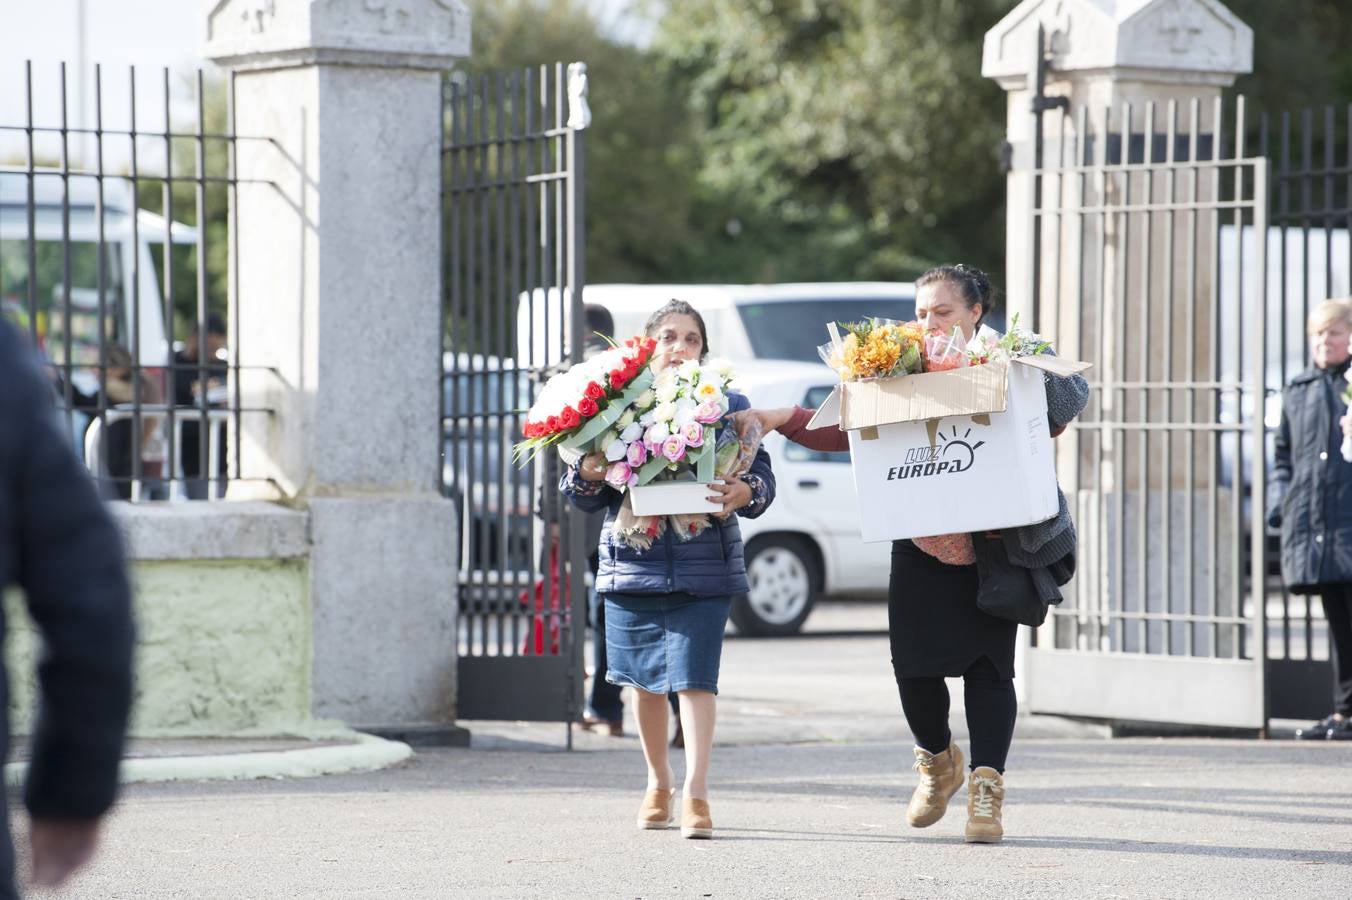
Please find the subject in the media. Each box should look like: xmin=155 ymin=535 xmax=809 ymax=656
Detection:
xmin=205 ymin=0 xmax=470 ymax=730
xmin=984 ymin=0 xmax=1253 ymax=337
xmin=982 ymin=0 xmax=1254 ymax=686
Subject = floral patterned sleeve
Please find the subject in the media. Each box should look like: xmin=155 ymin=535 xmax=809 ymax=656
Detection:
xmin=739 ymin=471 xmax=772 ymax=519
xmin=558 ymin=460 xmax=609 ymax=511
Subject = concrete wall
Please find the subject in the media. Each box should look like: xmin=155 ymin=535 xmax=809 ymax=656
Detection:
xmin=5 ymin=503 xmax=315 ymax=737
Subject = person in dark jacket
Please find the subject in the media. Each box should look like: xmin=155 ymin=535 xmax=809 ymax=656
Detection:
xmin=560 ymin=300 xmax=775 ymax=840
xmin=171 ymin=314 xmax=228 ymax=499
xmin=750 ymin=264 xmax=1089 ymax=844
xmin=1268 ymin=298 xmax=1352 ymax=740
xmin=0 ymin=319 xmax=136 ymax=895
xmin=62 ymin=344 xmax=164 ymax=500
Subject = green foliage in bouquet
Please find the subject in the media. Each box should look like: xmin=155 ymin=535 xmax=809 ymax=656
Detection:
xmin=995 ymin=313 xmax=1051 ymax=358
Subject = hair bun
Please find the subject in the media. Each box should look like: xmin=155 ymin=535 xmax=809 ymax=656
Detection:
xmin=954 ymin=263 xmax=992 ymax=304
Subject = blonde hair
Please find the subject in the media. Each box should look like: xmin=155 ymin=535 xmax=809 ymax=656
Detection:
xmin=1309 ymin=298 xmax=1352 ymax=334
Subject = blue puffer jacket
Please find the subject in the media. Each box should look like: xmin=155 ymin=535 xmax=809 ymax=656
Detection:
xmin=560 ymin=391 xmax=776 ymax=597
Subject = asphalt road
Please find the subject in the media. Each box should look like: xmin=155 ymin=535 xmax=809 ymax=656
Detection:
xmin=15 ymin=603 xmax=1352 ymax=899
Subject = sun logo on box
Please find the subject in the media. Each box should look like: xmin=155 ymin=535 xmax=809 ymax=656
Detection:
xmin=937 ymin=426 xmax=986 ymax=474
xmin=888 ymin=425 xmax=988 ymax=482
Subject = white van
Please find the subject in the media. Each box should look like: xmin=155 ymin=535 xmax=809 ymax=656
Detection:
xmin=516 ymin=282 xmax=918 ymax=366
xmin=0 ymin=168 xmax=198 ymax=384
xmin=0 ymin=168 xmax=197 ymax=480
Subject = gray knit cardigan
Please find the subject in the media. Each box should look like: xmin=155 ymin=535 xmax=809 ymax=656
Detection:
xmin=1002 ymin=368 xmax=1091 ymax=603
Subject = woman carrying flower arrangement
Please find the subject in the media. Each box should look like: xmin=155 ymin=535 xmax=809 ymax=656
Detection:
xmin=753 ymin=264 xmax=1089 ymax=844
xmin=559 ymin=299 xmax=775 ymax=840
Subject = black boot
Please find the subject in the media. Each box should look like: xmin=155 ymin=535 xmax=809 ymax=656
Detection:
xmin=1295 ymin=714 xmax=1343 ymax=740
xmin=1327 ymin=718 xmax=1352 ymax=741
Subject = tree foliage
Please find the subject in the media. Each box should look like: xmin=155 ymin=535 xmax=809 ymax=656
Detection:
xmin=461 ymin=0 xmax=703 ymax=283
xmin=133 ymin=76 xmax=232 ymax=341
xmin=1225 ymin=0 xmax=1352 ymax=121
xmin=650 ymin=0 xmax=1014 ymax=284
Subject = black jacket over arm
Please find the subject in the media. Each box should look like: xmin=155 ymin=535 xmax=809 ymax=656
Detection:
xmin=0 ymin=321 xmax=135 ymax=820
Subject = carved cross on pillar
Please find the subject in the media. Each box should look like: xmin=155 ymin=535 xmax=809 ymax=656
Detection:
xmin=1159 ymin=0 xmax=1204 ymax=53
xmin=242 ymin=0 xmax=275 ymax=34
xmin=363 ymin=0 xmax=415 ymax=34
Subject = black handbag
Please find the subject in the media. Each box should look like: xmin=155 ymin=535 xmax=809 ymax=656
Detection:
xmin=972 ymin=534 xmax=1050 ymax=627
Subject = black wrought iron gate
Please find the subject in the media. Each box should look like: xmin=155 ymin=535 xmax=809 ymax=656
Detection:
xmin=442 ymin=63 xmax=590 ymax=730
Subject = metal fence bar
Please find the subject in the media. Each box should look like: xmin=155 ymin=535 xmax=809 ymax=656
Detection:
xmin=563 ymin=61 xmax=589 ymax=746
xmin=1184 ymin=96 xmax=1201 ymax=656
xmin=160 ymin=67 xmax=178 ymax=501
xmin=1137 ymin=100 xmax=1154 ymax=653
xmin=228 ymin=70 xmax=242 ymax=483
xmin=1161 ymin=99 xmax=1177 ymax=655
xmin=1251 ymin=152 xmax=1270 ymax=714
xmin=1228 ymin=95 xmax=1247 ymax=660
xmin=59 ymin=63 xmax=78 ymax=462
xmin=193 ymin=70 xmax=211 ymax=496
xmin=1211 ymin=92 xmax=1233 ymax=659
xmin=518 ymin=70 xmax=539 ymax=657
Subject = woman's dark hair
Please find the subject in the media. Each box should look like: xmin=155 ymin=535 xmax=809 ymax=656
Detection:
xmin=643 ymin=299 xmax=709 ymax=361
xmin=915 ymin=263 xmax=997 ymax=325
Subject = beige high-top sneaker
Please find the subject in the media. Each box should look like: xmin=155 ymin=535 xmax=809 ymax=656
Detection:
xmin=964 ymin=766 xmax=1005 ymax=843
xmin=906 ymin=741 xmax=966 ymax=827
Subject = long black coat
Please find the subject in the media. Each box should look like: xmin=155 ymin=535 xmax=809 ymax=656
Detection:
xmin=0 ymin=321 xmax=135 ymax=888
xmin=1268 ymin=361 xmax=1352 ymax=593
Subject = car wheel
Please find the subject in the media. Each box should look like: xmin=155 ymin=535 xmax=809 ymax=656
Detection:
xmin=731 ymin=535 xmax=820 ymax=637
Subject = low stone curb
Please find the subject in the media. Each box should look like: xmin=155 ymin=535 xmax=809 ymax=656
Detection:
xmin=4 ymin=732 xmax=413 ymax=787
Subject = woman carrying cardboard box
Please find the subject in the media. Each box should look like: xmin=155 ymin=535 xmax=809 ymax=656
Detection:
xmin=560 ymin=300 xmax=776 ymax=839
xmin=753 ymin=264 xmax=1089 ymax=843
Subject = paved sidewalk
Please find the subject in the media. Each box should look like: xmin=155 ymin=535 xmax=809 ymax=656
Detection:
xmin=29 ymin=737 xmax=1352 ymax=899
xmin=6 ymin=729 xmax=411 ymax=786
xmin=19 ymin=604 xmax=1352 ymax=899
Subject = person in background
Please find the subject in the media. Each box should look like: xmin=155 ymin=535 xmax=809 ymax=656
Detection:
xmin=0 ymin=318 xmax=136 ymax=896
xmin=539 ymin=304 xmax=627 ymax=735
xmin=171 ymin=313 xmax=229 ymax=499
xmin=64 ymin=344 xmax=164 ymax=501
xmin=1269 ymin=298 xmax=1352 ymax=740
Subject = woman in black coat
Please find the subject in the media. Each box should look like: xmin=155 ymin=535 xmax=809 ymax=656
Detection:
xmin=753 ymin=265 xmax=1088 ymax=844
xmin=1268 ymin=298 xmax=1352 ymax=740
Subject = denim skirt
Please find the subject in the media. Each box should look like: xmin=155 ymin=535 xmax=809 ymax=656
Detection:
xmin=602 ymin=592 xmax=731 ymax=694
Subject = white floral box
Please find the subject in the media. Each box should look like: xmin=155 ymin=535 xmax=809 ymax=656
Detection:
xmin=628 ymin=479 xmax=723 ymax=517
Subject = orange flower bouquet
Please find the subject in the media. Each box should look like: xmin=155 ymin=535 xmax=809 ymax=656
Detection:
xmin=819 ymin=319 xmax=925 ymax=381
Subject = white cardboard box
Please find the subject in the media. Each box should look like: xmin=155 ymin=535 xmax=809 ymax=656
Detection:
xmin=629 ymin=479 xmax=723 ymax=517
xmin=807 ymin=356 xmax=1090 ymax=542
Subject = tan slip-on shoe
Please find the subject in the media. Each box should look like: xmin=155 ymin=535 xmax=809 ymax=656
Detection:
xmin=964 ymin=766 xmax=1005 ymax=843
xmin=636 ymin=788 xmax=675 ymax=830
xmin=681 ymin=797 xmax=713 ymax=839
xmin=906 ymin=741 xmax=965 ymax=828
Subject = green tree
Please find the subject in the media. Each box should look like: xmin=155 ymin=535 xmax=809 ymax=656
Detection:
xmin=649 ymin=0 xmax=1016 ymax=285
xmin=461 ymin=0 xmax=704 ymax=282
xmin=133 ymin=75 xmax=231 ymax=343
xmin=1225 ymin=0 xmax=1352 ymax=121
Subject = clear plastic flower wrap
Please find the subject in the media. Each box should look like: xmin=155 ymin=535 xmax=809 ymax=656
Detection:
xmin=922 ymin=325 xmax=969 ymax=372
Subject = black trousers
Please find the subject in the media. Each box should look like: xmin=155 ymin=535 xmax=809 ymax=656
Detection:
xmin=896 ymin=655 xmax=1018 ymax=773
xmin=1322 ymin=584 xmax=1352 ymax=717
